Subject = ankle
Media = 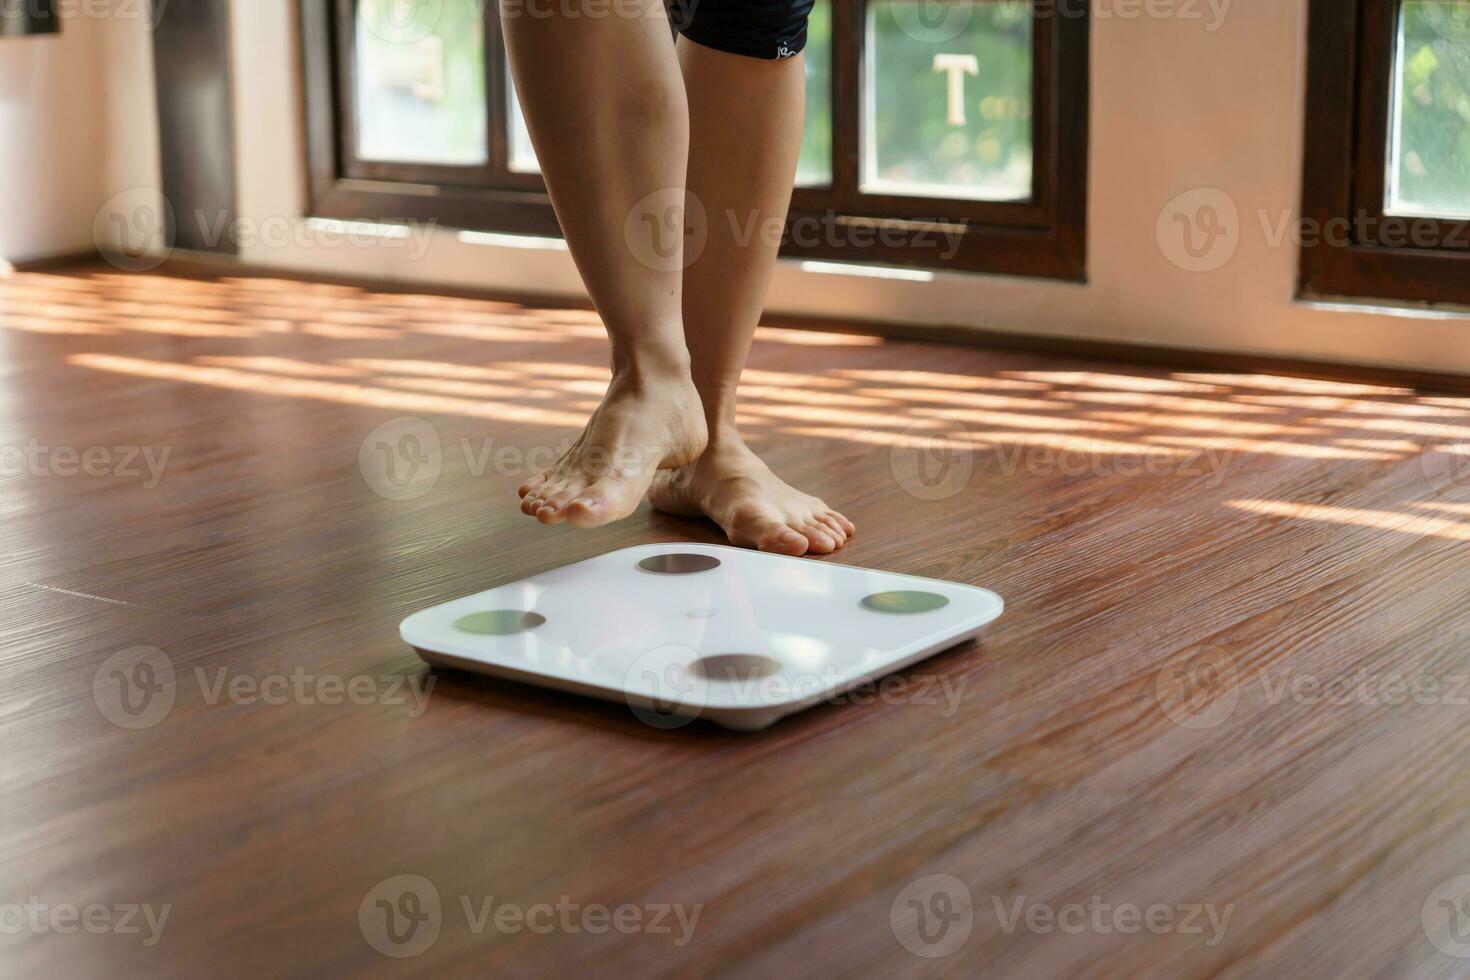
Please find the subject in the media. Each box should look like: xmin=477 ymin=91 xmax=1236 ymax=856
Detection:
xmin=609 ymin=340 xmax=692 ymax=383
xmin=705 ymin=422 xmax=748 ymax=452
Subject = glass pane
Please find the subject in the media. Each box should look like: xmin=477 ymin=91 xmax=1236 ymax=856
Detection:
xmin=354 ymin=0 xmax=488 ymax=166
xmin=1389 ymin=1 xmax=1470 ymax=218
xmin=796 ymin=0 xmax=834 ymax=186
xmin=508 ymin=66 xmax=541 ymax=173
xmin=864 ymin=0 xmax=1033 ymax=201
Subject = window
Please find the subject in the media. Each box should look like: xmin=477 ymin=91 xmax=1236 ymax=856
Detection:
xmin=302 ymin=0 xmax=1088 ymax=278
xmin=1301 ymin=0 xmax=1470 ymax=305
xmin=1 ymin=0 xmax=59 ymax=35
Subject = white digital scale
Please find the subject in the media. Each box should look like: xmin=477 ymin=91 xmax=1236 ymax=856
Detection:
xmin=402 ymin=543 xmax=1003 ymax=730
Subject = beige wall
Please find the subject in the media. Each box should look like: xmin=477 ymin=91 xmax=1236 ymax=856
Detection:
xmin=0 ymin=10 xmax=108 ymax=263
xmin=105 ymin=0 xmax=1470 ymax=373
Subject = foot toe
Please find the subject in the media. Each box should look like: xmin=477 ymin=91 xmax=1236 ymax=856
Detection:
xmin=801 ymin=523 xmax=839 ymax=554
xmin=563 ymin=477 xmax=632 ymax=527
xmin=729 ymin=508 xmax=808 ymax=555
xmin=535 ymin=488 xmax=581 ymax=523
xmin=759 ymin=525 xmax=809 ymax=556
xmin=815 ymin=513 xmax=848 ymax=545
xmin=827 ymin=510 xmax=856 ymax=536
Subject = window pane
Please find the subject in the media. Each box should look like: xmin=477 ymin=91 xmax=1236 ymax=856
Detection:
xmin=796 ymin=0 xmax=834 ymax=186
xmin=1389 ymin=1 xmax=1470 ymax=218
xmin=508 ymin=66 xmax=540 ymax=174
xmin=354 ymin=0 xmax=488 ymax=165
xmin=863 ymin=0 xmax=1033 ymax=201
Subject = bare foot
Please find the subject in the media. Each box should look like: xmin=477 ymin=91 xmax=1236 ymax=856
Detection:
xmin=648 ymin=437 xmax=855 ymax=555
xmin=519 ymin=367 xmax=707 ymax=527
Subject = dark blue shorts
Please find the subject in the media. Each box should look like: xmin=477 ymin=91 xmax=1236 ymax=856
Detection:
xmin=667 ymin=0 xmax=816 ymax=60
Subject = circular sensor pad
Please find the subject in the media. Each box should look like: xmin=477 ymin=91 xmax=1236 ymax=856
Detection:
xmin=453 ymin=610 xmax=546 ymax=635
xmin=637 ymin=553 xmax=721 ymax=575
xmin=861 ymin=591 xmax=950 ymax=614
xmin=690 ymin=654 xmax=783 ymax=682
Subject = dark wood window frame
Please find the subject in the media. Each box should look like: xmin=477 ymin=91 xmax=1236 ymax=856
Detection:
xmin=0 ymin=0 xmax=60 ymax=36
xmin=1301 ymin=0 xmax=1470 ymax=306
xmin=301 ymin=0 xmax=1089 ymax=280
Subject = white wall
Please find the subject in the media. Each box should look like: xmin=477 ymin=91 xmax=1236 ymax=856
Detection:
xmin=0 ymin=9 xmax=109 ymax=263
xmin=108 ymin=0 xmax=1470 ymax=373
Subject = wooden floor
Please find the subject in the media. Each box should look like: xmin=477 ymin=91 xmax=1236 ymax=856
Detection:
xmin=4 ymin=261 xmax=1470 ymax=978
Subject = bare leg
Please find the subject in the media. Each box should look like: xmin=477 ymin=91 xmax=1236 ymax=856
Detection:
xmin=503 ymin=0 xmax=707 ymax=527
xmin=648 ymin=39 xmax=856 ymax=555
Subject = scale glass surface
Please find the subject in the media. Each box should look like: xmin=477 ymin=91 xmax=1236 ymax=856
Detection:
xmin=402 ymin=543 xmax=1004 ymax=730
